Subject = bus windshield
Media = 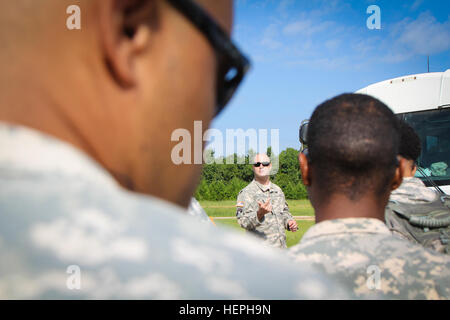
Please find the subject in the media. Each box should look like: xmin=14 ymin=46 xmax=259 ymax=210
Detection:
xmin=399 ymin=108 xmax=450 ymax=187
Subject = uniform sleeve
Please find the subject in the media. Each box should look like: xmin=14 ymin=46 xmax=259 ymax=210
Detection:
xmin=236 ymin=190 xmax=264 ymax=230
xmin=279 ymin=194 xmax=294 ymax=230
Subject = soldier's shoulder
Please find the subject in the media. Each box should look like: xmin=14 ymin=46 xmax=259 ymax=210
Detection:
xmin=238 ymin=181 xmax=258 ymax=195
xmin=270 ymin=182 xmax=284 ymax=192
xmin=390 ymin=234 xmax=450 ymax=260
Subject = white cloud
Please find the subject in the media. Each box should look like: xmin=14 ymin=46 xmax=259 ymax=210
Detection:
xmin=286 ymin=56 xmax=355 ymax=71
xmin=248 ymin=2 xmax=449 ymax=70
xmin=410 ymin=0 xmax=424 ymax=11
xmin=277 ymin=0 xmax=295 ymax=17
xmin=325 ymin=39 xmax=340 ymax=51
xmin=392 ymin=12 xmax=450 ymax=56
xmin=283 ymin=19 xmax=333 ymax=36
xmin=351 ymin=36 xmax=381 ymax=56
xmin=260 ymin=23 xmax=282 ymax=49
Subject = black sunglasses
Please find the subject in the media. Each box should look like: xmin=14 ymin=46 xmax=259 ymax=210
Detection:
xmin=166 ymin=0 xmax=251 ymax=116
xmin=253 ymin=162 xmax=271 ymax=167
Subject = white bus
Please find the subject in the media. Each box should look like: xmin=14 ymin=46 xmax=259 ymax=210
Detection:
xmin=357 ymin=69 xmax=450 ymax=194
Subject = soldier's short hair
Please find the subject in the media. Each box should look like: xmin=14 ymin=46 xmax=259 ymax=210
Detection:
xmin=398 ymin=120 xmax=421 ymax=162
xmin=307 ymin=93 xmax=400 ymax=201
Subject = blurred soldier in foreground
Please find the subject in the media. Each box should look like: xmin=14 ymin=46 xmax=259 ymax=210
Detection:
xmin=385 ymin=121 xmax=450 ymax=254
xmin=290 ymin=93 xmax=450 ymax=299
xmin=187 ymin=198 xmax=213 ymax=225
xmin=0 ymin=0 xmax=344 ymax=299
xmin=236 ymin=153 xmax=298 ymax=249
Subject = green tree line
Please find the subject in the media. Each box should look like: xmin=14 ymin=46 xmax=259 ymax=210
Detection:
xmin=194 ymin=147 xmax=308 ymax=201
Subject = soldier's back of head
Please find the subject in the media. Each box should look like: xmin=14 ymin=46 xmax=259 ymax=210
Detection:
xmin=292 ymin=93 xmax=450 ymax=299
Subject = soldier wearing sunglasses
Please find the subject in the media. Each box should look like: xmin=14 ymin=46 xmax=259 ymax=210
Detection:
xmin=0 ymin=0 xmax=347 ymax=299
xmin=236 ymin=154 xmax=298 ymax=249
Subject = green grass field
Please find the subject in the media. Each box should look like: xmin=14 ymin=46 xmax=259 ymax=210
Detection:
xmin=199 ymin=200 xmax=316 ymax=248
xmin=199 ymin=199 xmax=315 ymax=217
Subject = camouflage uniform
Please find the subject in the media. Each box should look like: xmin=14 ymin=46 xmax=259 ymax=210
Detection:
xmin=236 ymin=180 xmax=295 ymax=248
xmin=289 ymin=218 xmax=450 ymax=299
xmin=389 ymin=177 xmax=439 ymax=205
xmin=0 ymin=123 xmax=348 ymax=299
xmin=187 ymin=198 xmax=213 ymax=225
xmin=386 ymin=177 xmax=449 ymax=253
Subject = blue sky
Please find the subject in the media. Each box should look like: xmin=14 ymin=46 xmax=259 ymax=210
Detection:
xmin=208 ymin=0 xmax=450 ymax=156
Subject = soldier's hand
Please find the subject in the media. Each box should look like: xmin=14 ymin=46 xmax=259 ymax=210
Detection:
xmin=288 ymin=219 xmax=298 ymax=232
xmin=257 ymin=198 xmax=272 ymax=219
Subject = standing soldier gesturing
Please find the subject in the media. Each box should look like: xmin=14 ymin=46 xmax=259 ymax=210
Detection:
xmin=236 ymin=154 xmax=298 ymax=248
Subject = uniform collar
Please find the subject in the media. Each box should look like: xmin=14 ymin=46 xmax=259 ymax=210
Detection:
xmin=253 ymin=179 xmax=272 ymax=192
xmin=402 ymin=176 xmax=425 ymax=186
xmin=300 ymin=218 xmax=391 ymax=243
xmin=0 ymin=122 xmax=119 ymax=188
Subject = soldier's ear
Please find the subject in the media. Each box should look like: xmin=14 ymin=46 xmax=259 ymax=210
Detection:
xmin=98 ymin=0 xmax=157 ymax=88
xmin=299 ymin=152 xmax=311 ymax=186
xmin=390 ymin=156 xmax=405 ymax=191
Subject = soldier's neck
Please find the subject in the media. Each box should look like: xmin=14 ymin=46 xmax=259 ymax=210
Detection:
xmin=255 ymin=176 xmax=270 ymax=186
xmin=313 ymin=193 xmax=388 ymax=224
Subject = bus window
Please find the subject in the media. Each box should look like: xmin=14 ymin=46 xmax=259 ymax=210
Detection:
xmin=401 ymin=108 xmax=450 ymax=186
